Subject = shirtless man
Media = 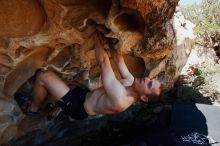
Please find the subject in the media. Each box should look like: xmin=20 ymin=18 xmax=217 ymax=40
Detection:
xmin=15 ymin=32 xmax=162 ymax=120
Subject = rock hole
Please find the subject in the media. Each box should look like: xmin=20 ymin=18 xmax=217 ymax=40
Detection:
xmin=49 ymin=44 xmax=82 ymax=68
xmin=15 ymin=46 xmax=33 ymax=58
xmin=114 ymin=11 xmax=144 ymax=32
xmin=124 ymin=56 xmax=145 ymax=77
xmin=64 ymin=0 xmax=112 ymax=30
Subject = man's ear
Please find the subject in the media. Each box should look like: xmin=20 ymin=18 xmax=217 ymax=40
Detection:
xmin=140 ymin=95 xmax=148 ymax=102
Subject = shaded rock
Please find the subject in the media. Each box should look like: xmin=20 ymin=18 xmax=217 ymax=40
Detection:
xmin=2 ymin=46 xmax=53 ymax=98
xmin=0 ymin=99 xmax=23 ymax=144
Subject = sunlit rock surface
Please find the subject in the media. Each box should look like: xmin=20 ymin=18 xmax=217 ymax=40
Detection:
xmin=0 ymin=0 xmax=196 ymax=144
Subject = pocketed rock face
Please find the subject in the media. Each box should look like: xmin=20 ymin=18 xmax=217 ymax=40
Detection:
xmin=0 ymin=0 xmax=195 ymax=144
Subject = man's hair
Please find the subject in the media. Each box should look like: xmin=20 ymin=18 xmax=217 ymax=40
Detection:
xmin=145 ymin=84 xmax=163 ymax=104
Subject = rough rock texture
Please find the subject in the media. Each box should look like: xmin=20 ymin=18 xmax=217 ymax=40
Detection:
xmin=0 ymin=0 xmax=195 ymax=144
xmin=0 ymin=99 xmax=24 ymax=144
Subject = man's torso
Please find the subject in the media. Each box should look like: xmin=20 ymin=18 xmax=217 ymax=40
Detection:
xmin=84 ymin=79 xmax=135 ymax=116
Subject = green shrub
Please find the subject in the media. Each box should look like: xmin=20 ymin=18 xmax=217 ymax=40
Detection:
xmin=197 ymin=62 xmax=220 ymax=83
xmin=181 ymin=0 xmax=220 ymax=46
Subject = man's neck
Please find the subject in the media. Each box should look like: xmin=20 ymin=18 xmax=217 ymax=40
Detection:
xmin=126 ymin=81 xmax=139 ymax=101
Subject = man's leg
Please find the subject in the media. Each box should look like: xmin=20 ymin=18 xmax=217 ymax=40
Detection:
xmin=30 ymin=70 xmax=70 ymax=112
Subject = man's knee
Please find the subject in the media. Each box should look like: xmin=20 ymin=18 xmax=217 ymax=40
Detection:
xmin=36 ymin=70 xmax=55 ymax=83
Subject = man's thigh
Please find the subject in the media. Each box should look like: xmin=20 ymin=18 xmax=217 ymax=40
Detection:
xmin=39 ymin=71 xmax=70 ymax=100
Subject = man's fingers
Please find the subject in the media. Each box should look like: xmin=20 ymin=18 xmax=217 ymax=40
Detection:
xmin=93 ymin=31 xmax=106 ymax=48
xmin=96 ymin=32 xmax=105 ymax=44
xmin=93 ymin=31 xmax=99 ymax=41
xmin=93 ymin=32 xmax=101 ymax=46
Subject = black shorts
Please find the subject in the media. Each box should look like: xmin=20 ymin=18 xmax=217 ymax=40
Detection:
xmin=56 ymin=87 xmax=90 ymax=120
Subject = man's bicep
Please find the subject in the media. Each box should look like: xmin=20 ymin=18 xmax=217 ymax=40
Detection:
xmin=102 ymin=76 xmax=126 ymax=101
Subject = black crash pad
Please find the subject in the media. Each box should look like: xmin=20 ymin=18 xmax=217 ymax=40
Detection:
xmin=170 ymin=102 xmax=220 ymax=146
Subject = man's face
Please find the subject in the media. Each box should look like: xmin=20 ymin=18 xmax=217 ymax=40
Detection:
xmin=134 ymin=77 xmax=161 ymax=97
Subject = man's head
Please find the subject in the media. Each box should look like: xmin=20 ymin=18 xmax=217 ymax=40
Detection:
xmin=134 ymin=77 xmax=163 ymax=103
